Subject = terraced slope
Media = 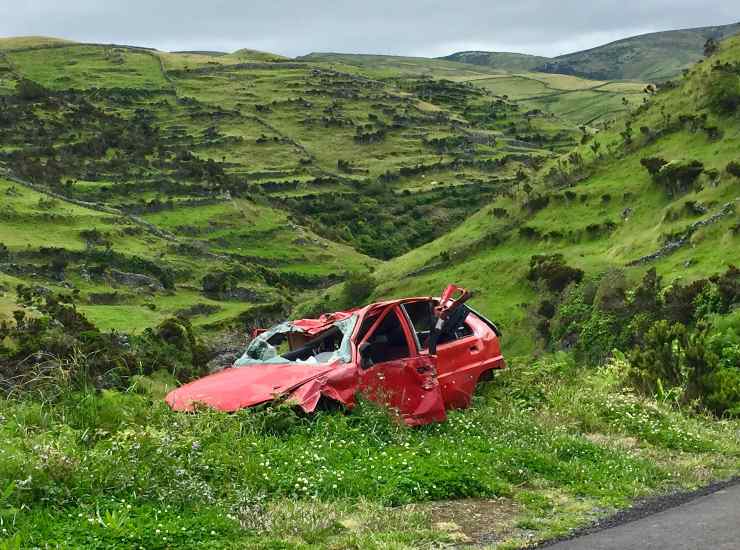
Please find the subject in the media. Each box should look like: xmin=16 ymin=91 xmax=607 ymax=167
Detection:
xmin=298 ymin=51 xmax=647 ymax=127
xmin=339 ymin=34 xmax=740 ymax=355
xmin=0 ymin=38 xmax=574 ymax=329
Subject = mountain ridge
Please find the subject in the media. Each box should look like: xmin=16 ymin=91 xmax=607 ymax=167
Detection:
xmin=441 ymin=22 xmax=740 ymax=81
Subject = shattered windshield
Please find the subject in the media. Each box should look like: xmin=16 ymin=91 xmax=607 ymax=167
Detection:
xmin=234 ymin=315 xmax=358 ymax=366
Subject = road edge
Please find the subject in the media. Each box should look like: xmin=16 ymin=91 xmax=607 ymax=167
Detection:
xmin=532 ymin=475 xmax=740 ymax=548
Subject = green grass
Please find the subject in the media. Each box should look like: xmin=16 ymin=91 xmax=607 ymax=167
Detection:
xmin=464 ymin=73 xmax=645 ymax=126
xmin=298 ymin=52 xmax=502 ymax=80
xmin=452 ymin=22 xmax=740 ymax=81
xmin=439 ymin=51 xmax=551 ymax=73
xmin=8 ymin=45 xmax=168 ymax=90
xmin=1 ymin=353 xmax=737 ymax=548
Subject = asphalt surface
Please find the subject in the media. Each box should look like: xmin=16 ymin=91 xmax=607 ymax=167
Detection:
xmin=545 ymin=481 xmax=740 ymax=550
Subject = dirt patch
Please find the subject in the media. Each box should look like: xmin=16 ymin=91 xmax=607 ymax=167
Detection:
xmin=417 ymin=497 xmax=525 ymax=546
xmin=584 ymin=432 xmax=639 ymax=450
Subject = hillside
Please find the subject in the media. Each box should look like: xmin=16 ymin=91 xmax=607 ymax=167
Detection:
xmin=444 ymin=22 xmax=740 ymax=81
xmin=538 ymin=22 xmax=740 ymax=81
xmin=0 ymin=37 xmax=578 ymax=331
xmin=440 ymin=51 xmax=551 ymax=72
xmin=298 ymin=52 xmax=647 ymax=126
xmin=297 ymin=51 xmax=503 ymax=79
xmin=0 ymin=32 xmax=739 ymax=550
xmin=349 ymin=33 xmax=740 ymax=355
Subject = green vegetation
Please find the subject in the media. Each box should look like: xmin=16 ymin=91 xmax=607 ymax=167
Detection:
xmin=448 ymin=22 xmax=740 ymax=81
xmin=0 ymin=30 xmax=739 ymax=549
xmin=440 ymin=51 xmax=550 ymax=73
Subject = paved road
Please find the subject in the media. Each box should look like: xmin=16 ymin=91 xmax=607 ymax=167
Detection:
xmin=548 ymin=483 xmax=740 ymax=550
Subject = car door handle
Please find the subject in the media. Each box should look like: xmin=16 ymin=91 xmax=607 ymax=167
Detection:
xmin=469 ymin=345 xmax=480 ymax=353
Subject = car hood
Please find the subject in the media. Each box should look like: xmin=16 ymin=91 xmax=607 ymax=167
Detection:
xmin=165 ymin=363 xmax=337 ymax=412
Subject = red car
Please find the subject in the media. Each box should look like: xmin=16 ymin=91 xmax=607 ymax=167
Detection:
xmin=165 ymin=285 xmax=505 ymax=425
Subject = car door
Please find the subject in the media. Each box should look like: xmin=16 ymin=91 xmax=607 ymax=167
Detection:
xmin=356 ymin=305 xmax=446 ymax=425
xmin=401 ymin=286 xmax=484 ymax=409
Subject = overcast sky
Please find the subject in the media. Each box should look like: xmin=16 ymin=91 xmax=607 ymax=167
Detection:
xmin=1 ymin=1 xmax=737 ymax=58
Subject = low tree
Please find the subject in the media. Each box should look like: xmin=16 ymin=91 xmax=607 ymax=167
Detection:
xmin=16 ymin=79 xmax=48 ymax=101
xmin=342 ymin=271 xmax=376 ymax=306
xmin=703 ymin=37 xmax=719 ymax=57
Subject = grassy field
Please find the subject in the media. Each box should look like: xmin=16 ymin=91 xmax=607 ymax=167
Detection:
xmin=439 ymin=51 xmax=551 ymax=72
xmin=1 ymin=353 xmax=737 ymax=548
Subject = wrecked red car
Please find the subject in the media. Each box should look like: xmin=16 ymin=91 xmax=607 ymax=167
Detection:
xmin=165 ymin=285 xmax=505 ymax=425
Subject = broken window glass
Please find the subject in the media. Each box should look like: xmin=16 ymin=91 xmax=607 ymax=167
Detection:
xmin=234 ymin=315 xmax=358 ymax=366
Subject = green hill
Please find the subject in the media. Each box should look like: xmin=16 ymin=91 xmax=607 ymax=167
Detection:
xmin=440 ymin=50 xmax=551 ymax=72
xmin=347 ymin=33 xmax=740 ymax=355
xmin=297 ymin=51 xmax=505 ymax=79
xmin=0 ymin=39 xmax=576 ymax=330
xmin=444 ymin=23 xmax=740 ymax=81
xmin=539 ymin=22 xmax=740 ymax=81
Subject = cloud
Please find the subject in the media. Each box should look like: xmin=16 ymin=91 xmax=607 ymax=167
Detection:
xmin=1 ymin=1 xmax=737 ymax=57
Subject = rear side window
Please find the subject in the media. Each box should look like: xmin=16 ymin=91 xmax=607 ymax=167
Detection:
xmin=403 ymin=301 xmax=435 ymax=349
xmin=438 ymin=312 xmax=474 ymax=344
xmin=403 ymin=300 xmax=474 ymax=348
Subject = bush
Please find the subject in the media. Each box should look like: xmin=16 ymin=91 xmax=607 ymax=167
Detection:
xmin=16 ymin=79 xmax=48 ymax=101
xmin=593 ymin=269 xmax=629 ymax=317
xmin=726 ymin=161 xmax=740 ymax=178
xmin=527 ymin=254 xmax=584 ymax=293
xmin=662 ymin=279 xmax=709 ymax=325
xmin=341 ymin=271 xmax=376 ymax=306
xmin=653 ymin=160 xmax=704 ymax=196
xmin=0 ymin=287 xmax=207 ymax=394
xmin=629 ymin=316 xmax=740 ymax=416
xmin=706 ymin=71 xmax=740 ymax=114
xmin=202 ymin=271 xmax=237 ymax=296
xmin=628 ymin=320 xmax=693 ymax=396
xmin=640 ymin=157 xmax=667 ymax=176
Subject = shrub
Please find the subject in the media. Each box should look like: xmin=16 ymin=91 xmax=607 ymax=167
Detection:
xmin=523 ymin=194 xmax=550 ymax=213
xmin=640 ymin=157 xmax=668 ymax=176
xmin=202 ymin=271 xmax=237 ymax=297
xmin=662 ymin=279 xmax=709 ymax=325
xmin=653 ymin=160 xmax=704 ymax=196
xmin=705 ymin=71 xmax=740 ymax=114
xmin=342 ymin=271 xmax=376 ymax=306
xmin=593 ymin=269 xmax=629 ymax=318
xmin=628 ymin=320 xmax=692 ymax=396
xmin=631 ymin=268 xmax=662 ymax=316
xmin=527 ymin=254 xmax=584 ymax=293
xmin=710 ymin=264 xmax=739 ymax=312
xmin=628 ymin=317 xmax=740 ymax=416
xmin=726 ymin=161 xmax=740 ymax=178
xmin=16 ymin=79 xmax=48 ymax=101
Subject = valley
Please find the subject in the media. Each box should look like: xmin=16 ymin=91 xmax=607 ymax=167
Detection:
xmin=0 ymin=23 xmax=739 ymax=549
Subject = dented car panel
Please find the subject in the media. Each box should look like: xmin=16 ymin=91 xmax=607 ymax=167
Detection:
xmin=165 ymin=284 xmax=506 ymax=425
